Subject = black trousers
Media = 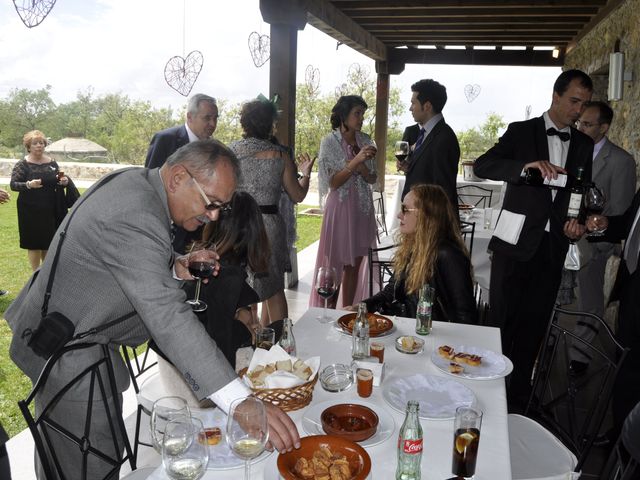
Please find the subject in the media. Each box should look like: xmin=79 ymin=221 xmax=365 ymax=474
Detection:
xmin=488 ymin=234 xmax=565 ymax=405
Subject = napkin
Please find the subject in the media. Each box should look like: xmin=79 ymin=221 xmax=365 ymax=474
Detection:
xmin=492 ymin=209 xmax=525 ymax=245
xmin=244 ymin=344 xmax=320 ymax=389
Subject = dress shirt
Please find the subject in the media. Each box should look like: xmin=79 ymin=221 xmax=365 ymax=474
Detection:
xmin=592 ymin=136 xmax=606 ymax=160
xmin=543 ymin=111 xmax=571 ymax=230
xmin=421 ymin=112 xmax=444 ymax=139
xmin=185 ymin=123 xmax=200 ymax=143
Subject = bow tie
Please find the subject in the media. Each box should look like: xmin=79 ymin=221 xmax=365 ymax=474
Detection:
xmin=546 ymin=127 xmax=570 ymax=142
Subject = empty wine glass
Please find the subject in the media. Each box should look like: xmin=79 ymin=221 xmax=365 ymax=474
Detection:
xmin=394 ymin=140 xmax=410 ymax=171
xmin=585 ymin=184 xmax=606 ymax=237
xmin=150 ymin=396 xmax=191 ymax=453
xmin=162 ymin=416 xmax=209 ymax=480
xmin=316 ymin=266 xmax=337 ymax=323
xmin=226 ymin=397 xmax=269 ymax=480
xmin=186 ymin=246 xmax=215 ymax=312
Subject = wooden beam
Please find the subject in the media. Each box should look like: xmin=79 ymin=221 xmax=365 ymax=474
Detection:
xmin=304 ymin=0 xmax=387 ymax=60
xmin=567 ymin=0 xmax=627 ymax=52
xmin=332 ymin=0 xmax=606 ymax=8
xmin=389 ymin=47 xmax=564 ymax=67
xmin=368 ymin=24 xmax=585 ymax=33
xmin=356 ymin=16 xmax=592 ymax=25
xmin=344 ymin=7 xmax=601 ymax=18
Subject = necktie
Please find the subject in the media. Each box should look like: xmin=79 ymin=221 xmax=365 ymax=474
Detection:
xmin=414 ymin=128 xmax=426 ymax=151
xmin=546 ymin=127 xmax=570 ymax=142
xmin=625 ymin=213 xmax=640 ymax=274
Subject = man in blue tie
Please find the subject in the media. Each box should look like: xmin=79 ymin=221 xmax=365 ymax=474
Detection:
xmin=398 ymin=79 xmax=460 ymax=208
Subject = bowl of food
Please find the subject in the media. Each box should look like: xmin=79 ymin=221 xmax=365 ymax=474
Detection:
xmin=337 ymin=312 xmax=393 ymax=337
xmin=320 ymin=404 xmax=379 ymax=442
xmin=277 ymin=435 xmax=371 ymax=480
xmin=395 ymin=335 xmax=425 ymax=354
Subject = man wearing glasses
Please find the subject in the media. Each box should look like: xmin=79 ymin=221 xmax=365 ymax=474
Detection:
xmin=6 ymin=140 xmax=300 ymax=480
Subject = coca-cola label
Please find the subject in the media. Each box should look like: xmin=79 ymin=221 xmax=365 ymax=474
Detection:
xmin=401 ymin=439 xmax=423 ymax=454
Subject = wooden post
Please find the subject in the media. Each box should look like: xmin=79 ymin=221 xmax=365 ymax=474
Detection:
xmin=374 ymin=72 xmax=389 ymax=193
xmin=269 ymin=23 xmax=298 ymax=152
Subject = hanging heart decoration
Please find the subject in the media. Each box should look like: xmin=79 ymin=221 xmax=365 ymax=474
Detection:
xmin=305 ymin=65 xmax=320 ymax=94
xmin=464 ymin=84 xmax=481 ymax=103
xmin=164 ymin=50 xmax=204 ymax=97
xmin=13 ymin=0 xmax=56 ymax=28
xmin=525 ymin=105 xmax=532 ymax=120
xmin=248 ymin=32 xmax=270 ymax=68
xmin=334 ymin=83 xmax=348 ymax=98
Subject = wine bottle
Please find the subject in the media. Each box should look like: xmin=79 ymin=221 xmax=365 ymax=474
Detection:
xmin=566 ymin=166 xmax=585 ymax=221
xmin=523 ymin=168 xmax=568 ymax=188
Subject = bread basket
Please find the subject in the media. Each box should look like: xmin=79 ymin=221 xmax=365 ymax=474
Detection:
xmin=239 ymin=367 xmax=318 ymax=412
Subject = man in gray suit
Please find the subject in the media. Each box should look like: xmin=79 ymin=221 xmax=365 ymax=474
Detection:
xmin=6 ymin=141 xmax=299 ymax=479
xmin=570 ymin=101 xmax=637 ymax=374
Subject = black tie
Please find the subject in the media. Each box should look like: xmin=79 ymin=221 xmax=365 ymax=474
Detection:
xmin=546 ymin=127 xmax=570 ymax=142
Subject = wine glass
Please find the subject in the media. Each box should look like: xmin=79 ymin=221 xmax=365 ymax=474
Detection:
xmin=186 ymin=246 xmax=215 ymax=312
xmin=315 ymin=266 xmax=337 ymax=323
xmin=394 ymin=140 xmax=410 ymax=171
xmin=162 ymin=416 xmax=209 ymax=480
xmin=150 ymin=396 xmax=191 ymax=453
xmin=585 ymin=184 xmax=606 ymax=237
xmin=226 ymin=397 xmax=269 ymax=480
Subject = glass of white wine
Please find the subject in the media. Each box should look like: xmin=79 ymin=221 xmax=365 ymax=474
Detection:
xmin=226 ymin=397 xmax=269 ymax=480
xmin=162 ymin=416 xmax=209 ymax=480
xmin=150 ymin=396 xmax=191 ymax=453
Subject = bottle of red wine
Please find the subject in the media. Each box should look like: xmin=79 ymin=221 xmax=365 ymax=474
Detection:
xmin=524 ymin=168 xmax=568 ymax=188
xmin=566 ymin=167 xmax=585 ymax=221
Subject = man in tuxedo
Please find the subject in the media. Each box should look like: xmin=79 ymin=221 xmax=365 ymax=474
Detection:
xmin=398 ymin=79 xmax=460 ymax=208
xmin=146 ymin=93 xmax=218 ymax=252
xmin=6 ymin=141 xmax=299 ymax=480
xmin=587 ymin=188 xmax=640 ymax=441
xmin=569 ymin=101 xmax=637 ymax=374
xmin=474 ymin=69 xmax=594 ymax=406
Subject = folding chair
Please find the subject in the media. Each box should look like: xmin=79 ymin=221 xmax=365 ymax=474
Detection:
xmin=600 ymin=402 xmax=640 ymax=480
xmin=372 ymin=190 xmax=388 ymax=242
xmin=368 ymin=244 xmax=396 ymax=297
xmin=19 ymin=343 xmax=137 ymax=480
xmin=460 ymin=220 xmax=475 ymax=257
xmin=457 ymin=184 xmax=494 ymax=208
xmin=509 ymin=307 xmax=629 ymax=479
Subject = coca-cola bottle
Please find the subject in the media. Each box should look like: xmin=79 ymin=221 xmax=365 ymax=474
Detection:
xmin=396 ymin=400 xmax=423 ymax=480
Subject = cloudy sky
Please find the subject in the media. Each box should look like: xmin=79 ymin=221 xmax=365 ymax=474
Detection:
xmin=1 ymin=0 xmax=562 ymax=131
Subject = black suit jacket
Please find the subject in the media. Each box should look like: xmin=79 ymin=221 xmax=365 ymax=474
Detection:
xmin=474 ymin=116 xmax=593 ymax=262
xmin=401 ymin=119 xmax=460 ymax=208
xmin=144 ymin=124 xmax=189 ymax=169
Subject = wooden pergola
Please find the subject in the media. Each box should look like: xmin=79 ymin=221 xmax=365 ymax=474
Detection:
xmin=260 ymin=0 xmax=626 ymax=183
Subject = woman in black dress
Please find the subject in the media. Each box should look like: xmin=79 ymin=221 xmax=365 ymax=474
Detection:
xmin=10 ymin=130 xmax=77 ymax=271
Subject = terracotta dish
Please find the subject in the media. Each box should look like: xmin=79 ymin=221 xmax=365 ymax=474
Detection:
xmin=321 ymin=404 xmax=379 ymax=442
xmin=337 ymin=312 xmax=393 ymax=337
xmin=277 ymin=435 xmax=371 ymax=480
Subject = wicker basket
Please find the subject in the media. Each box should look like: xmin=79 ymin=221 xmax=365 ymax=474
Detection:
xmin=239 ymin=368 xmax=318 ymax=412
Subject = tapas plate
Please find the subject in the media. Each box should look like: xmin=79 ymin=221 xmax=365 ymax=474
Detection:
xmin=395 ymin=335 xmax=425 ymax=354
xmin=431 ymin=345 xmax=513 ymax=380
xmin=336 ymin=312 xmax=394 ymax=338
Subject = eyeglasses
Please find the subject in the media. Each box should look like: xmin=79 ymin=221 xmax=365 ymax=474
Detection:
xmin=183 ymin=167 xmax=232 ymax=213
xmin=400 ymin=204 xmax=418 ymax=215
xmin=576 ymin=120 xmax=601 ymax=128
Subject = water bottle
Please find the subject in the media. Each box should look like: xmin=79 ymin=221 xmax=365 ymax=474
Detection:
xmin=278 ymin=317 xmax=296 ymax=356
xmin=396 ymin=400 xmax=423 ymax=480
xmin=351 ymin=303 xmax=370 ymax=360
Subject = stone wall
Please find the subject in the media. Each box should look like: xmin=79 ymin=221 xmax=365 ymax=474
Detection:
xmin=0 ymin=159 xmax=135 ymax=183
xmin=564 ymin=0 xmax=640 ymax=187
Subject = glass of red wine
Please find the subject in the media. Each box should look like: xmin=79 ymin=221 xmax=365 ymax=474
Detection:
xmin=316 ymin=266 xmax=337 ymax=323
xmin=186 ymin=247 xmax=215 ymax=312
xmin=585 ymin=184 xmax=606 ymax=237
xmin=394 ymin=141 xmax=409 ymax=172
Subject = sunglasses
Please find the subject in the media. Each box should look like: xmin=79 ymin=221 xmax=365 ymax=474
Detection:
xmin=400 ymin=204 xmax=418 ymax=215
xmin=183 ymin=167 xmax=232 ymax=213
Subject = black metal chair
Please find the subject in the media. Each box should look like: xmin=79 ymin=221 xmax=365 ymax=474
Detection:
xmin=372 ymin=190 xmax=388 ymax=242
xmin=601 ymin=402 xmax=640 ymax=480
xmin=457 ymin=184 xmax=494 ymax=208
xmin=368 ymin=244 xmax=395 ymax=297
xmin=460 ymin=220 xmax=475 ymax=257
xmin=121 ymin=344 xmax=158 ymax=463
xmin=509 ymin=307 xmax=629 ymax=478
xmin=19 ymin=343 xmax=136 ymax=480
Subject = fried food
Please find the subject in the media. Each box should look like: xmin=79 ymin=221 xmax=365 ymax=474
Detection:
xmin=438 ymin=345 xmax=455 ymax=360
xmin=448 ymin=362 xmax=464 ymax=374
xmin=438 ymin=346 xmax=482 ymax=367
xmin=292 ymin=446 xmax=352 ymax=480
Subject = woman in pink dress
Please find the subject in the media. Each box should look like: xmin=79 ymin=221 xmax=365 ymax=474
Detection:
xmin=310 ymin=95 xmax=378 ymax=308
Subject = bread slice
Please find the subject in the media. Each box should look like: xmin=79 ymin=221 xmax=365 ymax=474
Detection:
xmin=276 ymin=359 xmax=292 ymax=372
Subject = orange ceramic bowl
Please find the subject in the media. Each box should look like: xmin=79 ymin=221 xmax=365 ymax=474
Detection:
xmin=320 ymin=403 xmax=379 ymax=442
xmin=277 ymin=435 xmax=371 ymax=480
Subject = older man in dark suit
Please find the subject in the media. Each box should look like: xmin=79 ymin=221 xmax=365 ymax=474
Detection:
xmin=474 ymin=69 xmax=594 ymax=406
xmin=398 ymin=79 xmax=460 ymax=208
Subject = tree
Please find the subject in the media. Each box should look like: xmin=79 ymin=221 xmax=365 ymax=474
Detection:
xmin=0 ymin=86 xmax=56 ymax=148
xmin=456 ymin=112 xmax=506 ymax=160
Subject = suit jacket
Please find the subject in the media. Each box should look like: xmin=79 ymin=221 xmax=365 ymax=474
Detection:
xmin=145 ymin=124 xmax=189 ymax=168
xmin=401 ymin=119 xmax=460 ymax=208
xmin=5 ymin=168 xmax=237 ymax=401
xmin=579 ymin=138 xmax=636 ymax=264
xmin=474 ymin=115 xmax=594 ymax=262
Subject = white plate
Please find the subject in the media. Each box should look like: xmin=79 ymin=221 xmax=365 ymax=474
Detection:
xmin=301 ymin=399 xmax=395 ymax=447
xmin=190 ymin=407 xmax=273 ymax=470
xmin=382 ymin=374 xmax=477 ymax=420
xmin=333 ymin=321 xmax=397 ymax=338
xmin=431 ymin=345 xmax=513 ymax=380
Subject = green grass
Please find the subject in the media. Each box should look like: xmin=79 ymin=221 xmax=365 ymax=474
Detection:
xmin=0 ymin=190 xmax=321 ymax=438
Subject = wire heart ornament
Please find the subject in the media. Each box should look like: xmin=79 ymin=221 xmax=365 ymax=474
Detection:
xmin=248 ymin=32 xmax=270 ymax=68
xmin=164 ymin=51 xmax=204 ymax=97
xmin=13 ymin=0 xmax=56 ymax=28
xmin=464 ymin=84 xmax=481 ymax=103
xmin=305 ymin=65 xmax=320 ymax=94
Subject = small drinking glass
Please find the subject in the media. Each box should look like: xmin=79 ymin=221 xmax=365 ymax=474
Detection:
xmin=316 ymin=266 xmax=337 ymax=323
xmin=151 ymin=396 xmax=191 ymax=453
xmin=226 ymin=397 xmax=269 ymax=480
xmin=162 ymin=416 xmax=209 ymax=480
xmin=370 ymin=342 xmax=385 ymax=363
xmin=483 ymin=208 xmax=493 ymax=229
xmin=186 ymin=246 xmax=215 ymax=312
xmin=452 ymin=406 xmax=483 ymax=479
xmin=255 ymin=327 xmax=276 ymax=350
xmin=356 ymin=368 xmax=373 ymax=398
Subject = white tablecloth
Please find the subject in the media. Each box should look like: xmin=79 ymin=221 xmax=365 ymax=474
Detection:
xmin=146 ymin=308 xmax=511 ymax=479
